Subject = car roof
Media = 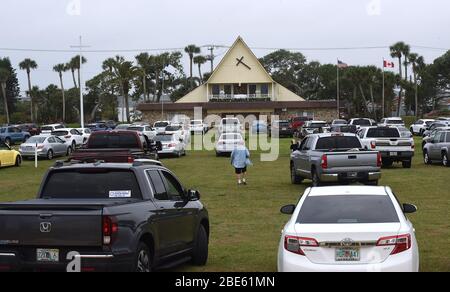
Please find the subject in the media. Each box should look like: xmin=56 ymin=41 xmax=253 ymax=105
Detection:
xmin=310 ymin=133 xmax=357 ymax=138
xmin=308 ymin=186 xmax=388 ymax=197
xmin=51 ymin=162 xmax=166 ymax=171
xmin=43 ymin=124 xmax=63 ymax=127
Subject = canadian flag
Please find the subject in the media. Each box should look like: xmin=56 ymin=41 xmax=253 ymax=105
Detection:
xmin=384 ymin=60 xmax=395 ymax=68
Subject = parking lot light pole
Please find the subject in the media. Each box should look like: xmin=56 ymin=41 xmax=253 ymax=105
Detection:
xmin=70 ymin=36 xmax=90 ymax=129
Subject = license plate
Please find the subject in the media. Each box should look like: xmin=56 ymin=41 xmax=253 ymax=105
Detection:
xmin=335 ymin=248 xmax=360 ymax=262
xmin=37 ymin=249 xmax=59 ymax=262
xmin=282 ymin=128 xmax=287 ymax=131
xmin=347 ymin=172 xmax=358 ymax=178
xmin=390 ymin=152 xmax=398 ymax=156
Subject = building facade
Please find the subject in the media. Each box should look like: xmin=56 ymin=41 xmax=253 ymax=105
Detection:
xmin=138 ymin=37 xmax=337 ymax=122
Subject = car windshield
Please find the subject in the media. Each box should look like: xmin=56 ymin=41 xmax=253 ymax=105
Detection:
xmin=366 ymin=128 xmax=400 ymax=138
xmin=166 ymin=126 xmax=182 ymax=131
xmin=155 ymin=122 xmax=169 ymax=128
xmin=88 ymin=133 xmax=139 ymax=148
xmin=154 ymin=135 xmax=174 ymax=142
xmin=425 ymin=121 xmax=435 ymax=126
xmin=333 ymin=120 xmax=347 ymax=125
xmin=26 ymin=137 xmax=47 ymax=144
xmin=386 ymin=120 xmax=404 ymax=125
xmin=52 ymin=131 xmax=69 ymax=136
xmin=352 ymin=119 xmax=371 ymax=126
xmin=297 ymin=195 xmax=399 ymax=224
xmin=315 ymin=136 xmax=362 ymax=150
xmin=41 ymin=170 xmax=143 ymax=199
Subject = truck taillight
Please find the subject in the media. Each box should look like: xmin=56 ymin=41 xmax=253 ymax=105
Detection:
xmin=377 ymin=152 xmax=382 ymax=167
xmin=321 ymin=155 xmax=328 ymax=169
xmin=370 ymin=141 xmax=376 ymax=149
xmin=102 ymin=216 xmax=118 ymax=246
xmin=377 ymin=234 xmax=411 ymax=255
xmin=127 ymin=156 xmax=134 ymax=163
xmin=284 ymin=236 xmax=319 ymax=256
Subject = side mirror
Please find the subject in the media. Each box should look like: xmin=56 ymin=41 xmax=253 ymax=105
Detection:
xmin=403 ymin=204 xmax=417 ymax=214
xmin=280 ymin=204 xmax=296 ymax=215
xmin=187 ymin=190 xmax=200 ymax=201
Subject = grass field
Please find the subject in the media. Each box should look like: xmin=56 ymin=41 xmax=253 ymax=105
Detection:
xmin=0 ymin=137 xmax=449 ymax=272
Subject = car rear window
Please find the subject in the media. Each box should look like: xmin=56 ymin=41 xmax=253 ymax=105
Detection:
xmin=386 ymin=120 xmax=404 ymax=125
xmin=366 ymin=128 xmax=400 ymax=138
xmin=352 ymin=119 xmax=371 ymax=126
xmin=128 ymin=127 xmax=144 ymax=132
xmin=88 ymin=133 xmax=139 ymax=148
xmin=52 ymin=131 xmax=69 ymax=136
xmin=41 ymin=126 xmax=53 ymax=131
xmin=166 ymin=126 xmax=182 ymax=131
xmin=41 ymin=170 xmax=142 ymax=199
xmin=222 ymin=119 xmax=239 ymax=125
xmin=154 ymin=135 xmax=173 ymax=142
xmin=297 ymin=195 xmax=399 ymax=224
xmin=154 ymin=122 xmax=169 ymax=127
xmin=315 ymin=136 xmax=362 ymax=150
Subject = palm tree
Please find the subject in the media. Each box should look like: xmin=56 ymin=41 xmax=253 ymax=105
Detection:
xmin=0 ymin=68 xmax=10 ymax=124
xmin=53 ymin=64 xmax=67 ymax=122
xmin=184 ymin=45 xmax=201 ymax=82
xmin=135 ymin=53 xmax=151 ymax=101
xmin=390 ymin=42 xmax=409 ymax=116
xmin=408 ymin=53 xmax=425 ymax=117
xmin=19 ymin=58 xmax=38 ymax=122
xmin=111 ymin=56 xmax=138 ymax=122
xmin=70 ymin=55 xmax=87 ymax=90
xmin=194 ymin=55 xmax=207 ymax=83
xmin=401 ymin=44 xmax=411 ymax=81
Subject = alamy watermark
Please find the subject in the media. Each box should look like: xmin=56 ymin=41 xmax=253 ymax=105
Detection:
xmin=66 ymin=0 xmax=81 ymax=16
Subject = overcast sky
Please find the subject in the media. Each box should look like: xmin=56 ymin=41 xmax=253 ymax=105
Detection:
xmin=1 ymin=0 xmax=449 ymax=95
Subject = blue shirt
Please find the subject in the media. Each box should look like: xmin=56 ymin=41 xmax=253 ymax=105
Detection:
xmin=231 ymin=146 xmax=250 ymax=169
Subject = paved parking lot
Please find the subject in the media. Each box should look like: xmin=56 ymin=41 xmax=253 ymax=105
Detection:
xmin=0 ymin=138 xmax=449 ymax=271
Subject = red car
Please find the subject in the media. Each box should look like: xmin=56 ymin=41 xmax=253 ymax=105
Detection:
xmin=289 ymin=117 xmax=310 ymax=131
xmin=16 ymin=124 xmax=41 ymax=136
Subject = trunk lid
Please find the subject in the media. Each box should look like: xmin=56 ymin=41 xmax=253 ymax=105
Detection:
xmin=294 ymin=223 xmax=401 ymax=264
xmin=325 ymin=151 xmax=379 ymax=168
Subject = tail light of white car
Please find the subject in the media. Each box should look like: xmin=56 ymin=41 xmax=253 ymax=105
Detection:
xmin=284 ymin=236 xmax=319 ymax=256
xmin=102 ymin=216 xmax=118 ymax=246
xmin=377 ymin=234 xmax=411 ymax=255
xmin=321 ymin=155 xmax=328 ymax=169
xmin=168 ymin=143 xmax=176 ymax=148
xmin=37 ymin=144 xmax=44 ymax=150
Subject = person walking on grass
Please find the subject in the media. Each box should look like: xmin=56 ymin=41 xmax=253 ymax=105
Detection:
xmin=231 ymin=144 xmax=251 ymax=185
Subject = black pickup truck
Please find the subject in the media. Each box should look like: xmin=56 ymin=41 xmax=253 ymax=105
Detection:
xmin=0 ymin=162 xmax=209 ymax=272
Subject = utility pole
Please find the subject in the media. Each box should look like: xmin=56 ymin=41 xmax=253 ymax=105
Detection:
xmin=206 ymin=45 xmax=215 ymax=73
xmin=70 ymin=36 xmax=90 ymax=128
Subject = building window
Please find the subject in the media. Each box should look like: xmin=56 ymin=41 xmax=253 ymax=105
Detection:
xmin=249 ymin=84 xmax=257 ymax=95
xmin=261 ymin=84 xmax=269 ymax=95
xmin=224 ymin=85 xmax=232 ymax=95
xmin=212 ymin=85 xmax=220 ymax=95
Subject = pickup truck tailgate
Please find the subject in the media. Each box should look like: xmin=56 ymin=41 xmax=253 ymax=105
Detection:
xmin=326 ymin=151 xmax=379 ymax=168
xmin=0 ymin=202 xmax=103 ymax=247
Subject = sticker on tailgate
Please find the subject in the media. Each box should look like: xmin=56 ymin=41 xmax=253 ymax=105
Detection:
xmin=109 ymin=190 xmax=132 ymax=198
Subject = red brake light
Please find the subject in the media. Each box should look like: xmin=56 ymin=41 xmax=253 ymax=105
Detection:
xmin=371 ymin=141 xmax=376 ymax=149
xmin=321 ymin=155 xmax=328 ymax=169
xmin=168 ymin=143 xmax=176 ymax=148
xmin=377 ymin=234 xmax=412 ymax=255
xmin=377 ymin=152 xmax=382 ymax=167
xmin=127 ymin=156 xmax=134 ymax=163
xmin=102 ymin=216 xmax=118 ymax=246
xmin=284 ymin=236 xmax=319 ymax=256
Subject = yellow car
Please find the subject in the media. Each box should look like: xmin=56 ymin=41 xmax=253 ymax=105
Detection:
xmin=0 ymin=142 xmax=22 ymax=168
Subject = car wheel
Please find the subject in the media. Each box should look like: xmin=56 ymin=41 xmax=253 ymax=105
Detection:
xmin=402 ymin=160 xmax=412 ymax=169
xmin=66 ymin=146 xmax=72 ymax=156
xmin=423 ymin=150 xmax=432 ymax=165
xmin=191 ymin=225 xmax=208 ymax=266
xmin=382 ymin=159 xmax=393 ymax=168
xmin=135 ymin=242 xmax=152 ymax=272
xmin=442 ymin=153 xmax=449 ymax=167
xmin=291 ymin=164 xmax=303 ymax=184
xmin=47 ymin=150 xmax=54 ymax=160
xmin=311 ymin=170 xmax=321 ymax=187
xmin=15 ymin=156 xmax=22 ymax=167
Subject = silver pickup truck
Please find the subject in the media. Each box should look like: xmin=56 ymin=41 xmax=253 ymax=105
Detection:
xmin=290 ymin=133 xmax=382 ymax=187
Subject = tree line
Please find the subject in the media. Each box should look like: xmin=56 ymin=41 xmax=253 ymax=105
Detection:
xmin=1 ymin=42 xmax=449 ymax=125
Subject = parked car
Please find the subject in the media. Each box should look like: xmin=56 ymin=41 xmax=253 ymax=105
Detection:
xmin=218 ymin=118 xmax=243 ymax=134
xmin=278 ymin=186 xmax=419 ymax=272
xmin=379 ymin=117 xmax=405 ymax=127
xmin=0 ymin=126 xmax=31 ymax=145
xmin=20 ymin=135 xmax=73 ymax=160
xmin=423 ymin=130 xmax=450 ymax=167
xmin=86 ymin=123 xmax=112 ymax=132
xmin=190 ymin=120 xmax=208 ymax=134
xmin=330 ymin=124 xmax=357 ymax=134
xmin=423 ymin=122 xmax=449 ymax=137
xmin=290 ymin=133 xmax=381 ymax=186
xmin=96 ymin=120 xmax=117 ymax=130
xmin=358 ymin=127 xmax=415 ymax=168
xmin=165 ymin=125 xmax=190 ymax=143
xmin=40 ymin=124 xmax=65 ymax=135
xmin=15 ymin=123 xmax=41 ymax=136
xmin=153 ymin=121 xmax=171 ymax=134
xmin=77 ymin=128 xmax=92 ymax=144
xmin=70 ymin=130 xmax=160 ymax=163
xmin=349 ymin=118 xmax=376 ymax=130
xmin=115 ymin=124 xmax=132 ymax=130
xmin=289 ymin=116 xmax=310 ymax=132
xmin=128 ymin=125 xmax=157 ymax=140
xmin=270 ymin=120 xmax=294 ymax=138
xmin=422 ymin=127 xmax=450 ymax=149
xmin=0 ymin=141 xmax=22 ymax=168
xmin=251 ymin=120 xmax=268 ymax=135
xmin=0 ymin=161 xmax=209 ymax=272
xmin=297 ymin=121 xmax=329 ymax=139
xmin=410 ymin=119 xmax=435 ymax=136
xmin=154 ymin=133 xmax=187 ymax=158
xmin=331 ymin=119 xmax=348 ymax=126
xmin=397 ymin=126 xmax=413 ymax=138
xmin=436 ymin=117 xmax=450 ymax=122
xmin=51 ymin=128 xmax=84 ymax=149
xmin=215 ymin=133 xmax=245 ymax=157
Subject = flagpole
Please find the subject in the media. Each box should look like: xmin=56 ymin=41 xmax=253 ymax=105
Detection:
xmin=382 ymin=58 xmax=385 ymax=118
xmin=337 ymin=59 xmax=340 ymax=119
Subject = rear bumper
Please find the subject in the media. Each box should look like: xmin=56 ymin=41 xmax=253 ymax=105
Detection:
xmin=320 ymin=171 xmax=381 ymax=183
xmin=0 ymin=250 xmax=134 ymax=272
xmin=380 ymin=151 xmax=414 ymax=160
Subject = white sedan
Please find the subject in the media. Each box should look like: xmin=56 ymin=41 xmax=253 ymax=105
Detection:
xmin=215 ymin=133 xmax=245 ymax=156
xmin=51 ymin=128 xmax=84 ymax=149
xmin=278 ymin=186 xmax=419 ymax=272
xmin=153 ymin=133 xmax=186 ymax=157
xmin=77 ymin=128 xmax=92 ymax=144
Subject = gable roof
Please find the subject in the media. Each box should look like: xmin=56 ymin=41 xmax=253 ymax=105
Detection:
xmin=206 ymin=36 xmax=275 ymax=84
